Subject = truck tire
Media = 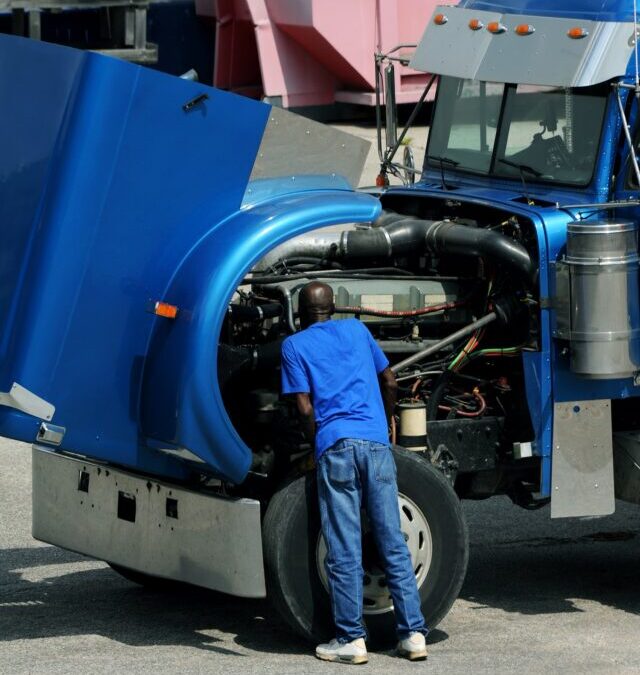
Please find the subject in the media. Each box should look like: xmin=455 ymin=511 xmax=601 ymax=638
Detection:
xmin=263 ymin=446 xmax=468 ymax=645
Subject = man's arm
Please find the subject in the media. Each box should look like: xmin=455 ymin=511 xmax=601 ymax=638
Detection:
xmin=379 ymin=367 xmax=398 ymax=425
xmin=295 ymin=392 xmax=316 ymax=444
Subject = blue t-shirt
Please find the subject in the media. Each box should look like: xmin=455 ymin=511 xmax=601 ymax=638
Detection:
xmin=281 ymin=318 xmax=390 ymax=458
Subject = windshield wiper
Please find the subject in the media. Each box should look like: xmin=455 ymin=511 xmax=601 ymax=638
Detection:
xmin=498 ymin=159 xmax=542 ymax=205
xmin=427 ymin=155 xmax=459 ymax=191
xmin=498 ymin=158 xmax=542 ymax=177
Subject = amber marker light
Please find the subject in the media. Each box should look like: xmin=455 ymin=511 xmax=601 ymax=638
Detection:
xmin=567 ymin=27 xmax=589 ymax=39
xmin=487 ymin=21 xmax=507 ymax=34
xmin=434 ymin=13 xmax=448 ymax=25
xmin=154 ymin=301 xmax=179 ymax=319
xmin=469 ymin=18 xmax=483 ymax=31
xmin=515 ymin=24 xmax=535 ymax=36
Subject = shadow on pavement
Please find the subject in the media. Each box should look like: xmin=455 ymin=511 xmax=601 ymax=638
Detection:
xmin=459 ymin=529 xmax=640 ymax=616
xmin=3 ymin=527 xmax=639 ymax=657
xmin=0 ymin=545 xmax=448 ymax=656
xmin=0 ymin=545 xmax=307 ymax=656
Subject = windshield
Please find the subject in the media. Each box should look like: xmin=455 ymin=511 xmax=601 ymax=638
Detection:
xmin=427 ymin=77 xmax=609 ymax=187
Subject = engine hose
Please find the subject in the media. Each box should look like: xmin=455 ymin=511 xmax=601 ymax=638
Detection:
xmin=228 ymin=303 xmax=283 ymax=322
xmin=247 ymin=267 xmax=414 ymax=284
xmin=218 ymin=338 xmax=284 ymax=386
xmin=339 ymin=214 xmax=535 ymax=283
xmin=334 ymin=299 xmax=464 ymax=318
xmin=424 ymin=220 xmax=536 ymax=283
xmin=339 ymin=218 xmax=427 ymax=258
xmin=272 ymin=256 xmax=344 ymax=270
xmin=427 ymin=372 xmax=452 ymax=421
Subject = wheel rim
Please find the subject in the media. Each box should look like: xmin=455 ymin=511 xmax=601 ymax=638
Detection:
xmin=316 ymin=492 xmax=433 ymax=615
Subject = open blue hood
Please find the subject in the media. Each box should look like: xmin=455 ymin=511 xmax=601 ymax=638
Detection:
xmin=0 ymin=35 xmax=378 ymax=483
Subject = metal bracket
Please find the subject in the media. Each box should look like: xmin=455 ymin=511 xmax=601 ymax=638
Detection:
xmin=0 ymin=382 xmax=54 ymax=421
xmin=37 ymin=422 xmax=66 ymax=446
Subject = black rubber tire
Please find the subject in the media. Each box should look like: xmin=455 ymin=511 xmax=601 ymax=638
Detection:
xmin=108 ymin=563 xmax=181 ymax=590
xmin=263 ymin=446 xmax=469 ymax=645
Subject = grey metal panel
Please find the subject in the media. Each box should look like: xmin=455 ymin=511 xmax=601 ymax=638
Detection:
xmin=246 ymin=107 xmax=370 ymax=195
xmin=411 ymin=5 xmax=636 ymax=87
xmin=411 ymin=8 xmax=502 ymax=82
xmin=550 ymin=400 xmax=615 ymax=518
xmin=31 ymin=447 xmax=266 ymax=598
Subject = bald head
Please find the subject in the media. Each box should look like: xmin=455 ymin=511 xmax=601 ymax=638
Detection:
xmin=298 ymin=281 xmax=335 ymax=328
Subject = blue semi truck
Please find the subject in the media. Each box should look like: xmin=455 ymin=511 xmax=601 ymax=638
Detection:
xmin=2 ymin=0 xmax=640 ymax=644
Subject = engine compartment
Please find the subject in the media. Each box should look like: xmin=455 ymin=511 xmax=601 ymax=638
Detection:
xmin=218 ymin=195 xmax=541 ymax=503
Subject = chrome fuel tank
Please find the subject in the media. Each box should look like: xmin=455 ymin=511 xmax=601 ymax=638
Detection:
xmin=555 ymin=220 xmax=640 ymax=379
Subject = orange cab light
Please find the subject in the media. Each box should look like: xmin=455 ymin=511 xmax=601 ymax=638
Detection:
xmin=468 ymin=18 xmax=484 ymax=31
xmin=567 ymin=26 xmax=589 ymax=39
xmin=515 ymin=24 xmax=535 ymax=36
xmin=434 ymin=13 xmax=448 ymax=25
xmin=154 ymin=301 xmax=179 ymax=319
xmin=487 ymin=21 xmax=507 ymax=34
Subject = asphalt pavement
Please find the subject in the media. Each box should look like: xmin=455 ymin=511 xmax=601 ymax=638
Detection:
xmin=2 ymin=437 xmax=640 ymax=674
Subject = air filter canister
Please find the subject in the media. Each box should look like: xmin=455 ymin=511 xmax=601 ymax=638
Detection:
xmin=558 ymin=220 xmax=640 ymax=379
xmin=397 ymin=401 xmax=428 ymax=451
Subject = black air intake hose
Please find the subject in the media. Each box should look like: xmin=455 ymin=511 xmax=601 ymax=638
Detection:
xmin=228 ymin=303 xmax=283 ymax=322
xmin=339 ymin=214 xmax=535 ymax=282
xmin=340 ymin=218 xmax=428 ymax=258
xmin=424 ymin=220 xmax=535 ymax=282
xmin=218 ymin=339 xmax=284 ymax=387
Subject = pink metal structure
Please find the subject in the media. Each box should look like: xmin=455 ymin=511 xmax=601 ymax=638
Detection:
xmin=196 ymin=0 xmax=456 ymax=107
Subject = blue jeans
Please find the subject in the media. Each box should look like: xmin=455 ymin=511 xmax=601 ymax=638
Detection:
xmin=317 ymin=438 xmax=427 ymax=642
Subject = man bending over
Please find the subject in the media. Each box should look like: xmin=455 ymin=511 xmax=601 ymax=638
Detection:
xmin=281 ymin=281 xmax=427 ymax=664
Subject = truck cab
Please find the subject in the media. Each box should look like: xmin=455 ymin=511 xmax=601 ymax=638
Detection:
xmin=2 ymin=0 xmax=640 ymax=645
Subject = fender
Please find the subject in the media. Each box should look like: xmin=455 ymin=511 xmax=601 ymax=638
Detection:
xmin=140 ymin=190 xmax=382 ymax=483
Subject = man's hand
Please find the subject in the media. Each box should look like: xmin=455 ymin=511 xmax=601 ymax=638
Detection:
xmin=379 ymin=367 xmax=398 ymax=425
xmin=295 ymin=392 xmax=316 ymax=444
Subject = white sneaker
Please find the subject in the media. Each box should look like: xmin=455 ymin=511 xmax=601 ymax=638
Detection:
xmin=397 ymin=632 xmax=428 ymax=661
xmin=315 ymin=637 xmax=368 ymax=664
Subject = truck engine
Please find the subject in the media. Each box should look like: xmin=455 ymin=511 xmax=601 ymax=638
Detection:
xmin=220 ymin=196 xmax=541 ymax=506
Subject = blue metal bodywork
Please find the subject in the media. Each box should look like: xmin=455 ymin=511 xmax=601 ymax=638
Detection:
xmin=0 ymin=34 xmax=380 ymax=483
xmin=459 ymin=0 xmax=638 ymax=22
